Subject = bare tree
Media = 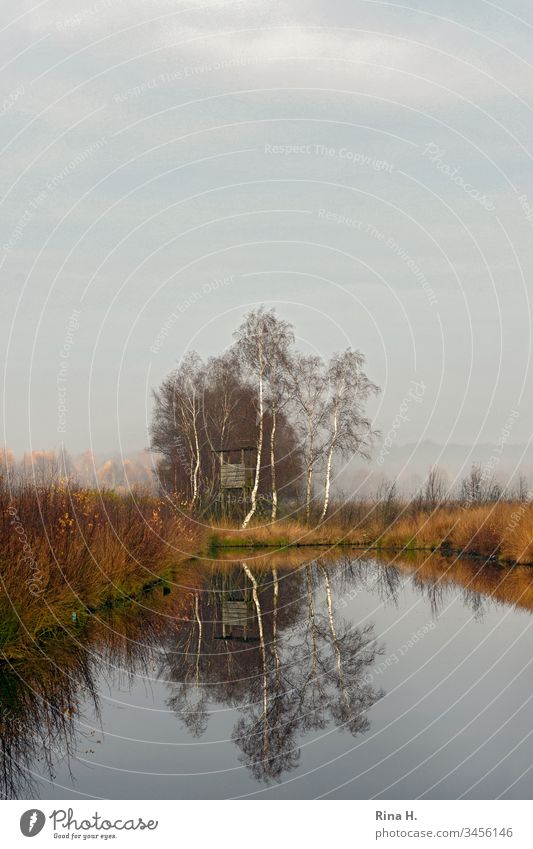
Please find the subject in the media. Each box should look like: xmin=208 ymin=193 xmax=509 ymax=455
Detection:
xmin=150 ymin=352 xmax=205 ymax=504
xmin=20 ymin=451 xmax=67 ymax=486
xmin=319 ymin=349 xmax=378 ymax=522
xmin=423 ymin=466 xmax=447 ymax=510
xmin=460 ymin=463 xmax=484 ymax=504
xmin=264 ymin=322 xmax=295 ymax=520
xmin=460 ymin=463 xmax=502 ymax=505
xmin=150 ymin=308 xmax=380 ymax=520
xmin=151 ymin=345 xmax=300 ymax=514
xmin=287 ymin=354 xmax=328 ymax=522
xmin=201 ymin=351 xmax=244 ymax=497
xmin=512 ymin=474 xmax=529 ymax=502
xmin=234 ymin=308 xmax=294 ymax=528
xmin=375 ymin=478 xmax=401 ymax=526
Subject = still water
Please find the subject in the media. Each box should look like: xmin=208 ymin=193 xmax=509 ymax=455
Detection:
xmin=2 ymin=550 xmax=533 ymax=799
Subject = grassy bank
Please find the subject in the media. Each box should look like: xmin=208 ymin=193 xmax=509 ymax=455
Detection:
xmin=207 ymin=500 xmax=533 ymax=564
xmin=0 ymin=482 xmax=200 ymax=657
xmin=4 ymin=482 xmax=533 ymax=657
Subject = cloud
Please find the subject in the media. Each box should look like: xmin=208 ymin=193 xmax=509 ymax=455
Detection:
xmin=2 ymin=0 xmax=532 ymax=454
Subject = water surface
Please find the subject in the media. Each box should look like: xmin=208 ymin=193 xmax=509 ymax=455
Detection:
xmin=2 ymin=550 xmax=533 ymax=799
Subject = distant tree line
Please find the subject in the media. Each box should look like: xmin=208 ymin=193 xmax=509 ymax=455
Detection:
xmin=359 ymin=463 xmax=532 ymax=530
xmin=150 ymin=306 xmax=379 ymax=524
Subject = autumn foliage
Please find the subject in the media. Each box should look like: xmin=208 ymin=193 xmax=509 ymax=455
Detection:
xmin=0 ymin=478 xmax=200 ymax=656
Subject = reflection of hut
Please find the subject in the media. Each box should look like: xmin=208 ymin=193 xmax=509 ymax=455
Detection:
xmin=213 ymin=446 xmax=256 ymax=514
xmin=221 ymin=599 xmax=253 ymax=640
xmin=214 ymin=570 xmax=258 ymax=641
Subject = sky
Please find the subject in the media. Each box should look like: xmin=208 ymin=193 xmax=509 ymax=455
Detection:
xmin=1 ymin=0 xmax=533 ymax=475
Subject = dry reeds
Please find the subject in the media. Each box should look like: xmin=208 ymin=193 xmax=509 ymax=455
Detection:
xmin=0 ymin=480 xmax=200 ymax=656
xmin=208 ymin=499 xmax=533 ymax=565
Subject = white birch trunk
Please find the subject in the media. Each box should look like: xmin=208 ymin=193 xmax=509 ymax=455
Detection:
xmin=272 ymin=567 xmax=280 ymax=675
xmin=305 ymin=565 xmax=318 ymax=674
xmin=270 ymin=406 xmax=278 ymax=520
xmin=191 ymin=403 xmax=201 ymax=506
xmin=320 ymin=564 xmax=348 ymax=705
xmin=320 ymin=407 xmax=338 ymax=523
xmin=242 ymin=357 xmax=264 ymax=528
xmin=194 ymin=592 xmax=202 ymax=685
xmin=242 ymin=562 xmax=269 ymax=755
xmin=305 ymin=419 xmax=315 ymax=523
xmin=305 ymin=465 xmax=313 ymax=523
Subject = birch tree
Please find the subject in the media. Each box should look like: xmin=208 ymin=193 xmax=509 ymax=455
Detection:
xmin=150 ymin=352 xmax=205 ymax=505
xmin=181 ymin=355 xmax=204 ymax=506
xmin=234 ymin=308 xmax=294 ymax=528
xmin=264 ymin=322 xmax=294 ymax=520
xmin=288 ymin=354 xmax=328 ymax=522
xmin=151 ymin=343 xmax=300 ymax=512
xmin=319 ymin=349 xmax=378 ymax=522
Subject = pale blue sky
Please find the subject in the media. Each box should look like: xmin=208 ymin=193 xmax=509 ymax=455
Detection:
xmin=1 ymin=0 xmax=532 ymax=460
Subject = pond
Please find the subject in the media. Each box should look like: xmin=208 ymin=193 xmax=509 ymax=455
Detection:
xmin=2 ymin=550 xmax=533 ymax=799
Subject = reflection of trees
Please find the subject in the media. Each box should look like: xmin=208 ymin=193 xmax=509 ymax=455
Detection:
xmin=0 ymin=582 xmax=178 ymax=798
xmin=163 ymin=567 xmax=288 ymax=746
xmin=164 ymin=559 xmax=383 ymax=783
xmin=336 ymin=555 xmax=402 ymax=607
xmin=165 ymin=592 xmax=209 ymax=737
xmin=371 ymin=549 xmax=533 ymax=620
xmin=370 ymin=560 xmax=402 ymax=606
xmin=354 ymin=550 xmax=490 ymax=620
xmin=6 ymin=548 xmax=533 ymax=798
xmin=0 ymin=642 xmax=96 ymax=798
xmin=0 ymin=554 xmax=398 ymax=795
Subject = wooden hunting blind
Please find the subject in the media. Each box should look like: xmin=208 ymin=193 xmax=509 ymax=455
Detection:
xmin=215 ymin=446 xmax=255 ymax=491
xmin=213 ymin=446 xmax=256 ymax=515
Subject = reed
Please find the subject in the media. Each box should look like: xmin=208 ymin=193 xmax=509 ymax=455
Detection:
xmin=0 ymin=480 xmax=200 ymax=656
xmin=207 ymin=500 xmax=533 ymax=564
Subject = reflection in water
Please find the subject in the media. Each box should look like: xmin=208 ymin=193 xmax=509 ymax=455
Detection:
xmin=2 ymin=549 xmax=533 ymax=797
xmin=0 ymin=583 xmax=183 ymax=798
xmin=163 ymin=559 xmax=382 ymax=782
xmin=373 ymin=549 xmax=533 ymax=619
xmin=0 ymin=642 xmax=94 ymax=799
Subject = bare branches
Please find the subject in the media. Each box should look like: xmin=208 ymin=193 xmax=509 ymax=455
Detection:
xmin=234 ymin=308 xmax=294 ymax=527
xmin=150 ymin=306 xmax=380 ymax=522
xmin=286 ymin=353 xmax=328 ymax=522
xmin=319 ymin=349 xmax=380 ymax=522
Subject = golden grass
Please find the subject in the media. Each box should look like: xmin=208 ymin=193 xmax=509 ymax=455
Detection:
xmin=0 ymin=481 xmax=200 ymax=656
xmin=207 ymin=516 xmax=369 ymax=549
xmin=208 ymin=500 xmax=533 ymax=564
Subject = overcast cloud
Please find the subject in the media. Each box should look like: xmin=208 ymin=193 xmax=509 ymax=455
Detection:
xmin=1 ymin=0 xmax=532 ymax=477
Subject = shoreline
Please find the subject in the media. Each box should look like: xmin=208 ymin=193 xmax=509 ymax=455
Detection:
xmin=207 ymin=541 xmax=520 ymax=564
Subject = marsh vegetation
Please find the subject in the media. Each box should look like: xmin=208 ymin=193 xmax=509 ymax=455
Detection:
xmin=0 ymin=478 xmax=198 ymax=658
